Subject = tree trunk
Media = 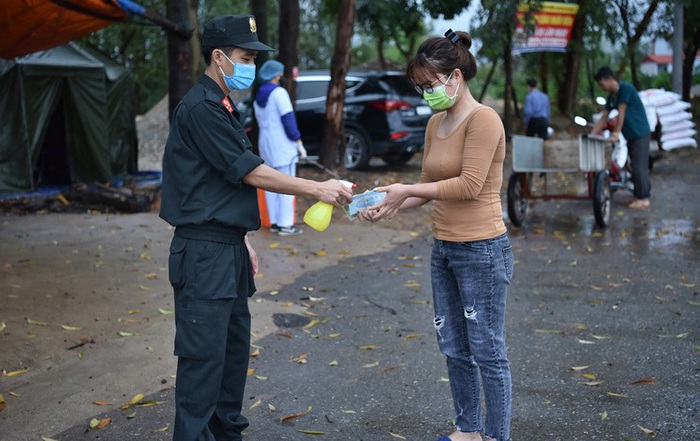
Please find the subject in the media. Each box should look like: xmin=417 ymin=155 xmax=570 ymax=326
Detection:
xmin=321 ymin=0 xmax=356 ymax=168
xmin=540 ymin=53 xmax=548 ymax=95
xmin=682 ymin=27 xmax=700 ymax=101
xmin=558 ymin=0 xmax=585 ymax=116
xmin=187 ymin=0 xmax=200 ymax=81
xmin=166 ymin=0 xmax=194 ymax=122
xmin=250 ymin=0 xmax=269 ymax=65
xmin=376 ymin=32 xmax=386 ymax=70
xmin=503 ymin=38 xmax=514 ymax=137
xmin=616 ymin=0 xmax=660 ymax=86
xmin=278 ymin=0 xmax=300 ymax=104
xmin=478 ymin=58 xmax=498 ymax=103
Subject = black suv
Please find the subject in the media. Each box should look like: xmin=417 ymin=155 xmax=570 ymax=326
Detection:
xmin=241 ymin=70 xmax=433 ymax=170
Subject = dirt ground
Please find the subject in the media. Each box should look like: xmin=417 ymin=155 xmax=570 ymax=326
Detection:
xmin=0 ymin=95 xmax=437 ymax=438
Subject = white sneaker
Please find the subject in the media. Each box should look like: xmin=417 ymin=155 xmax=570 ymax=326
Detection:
xmin=277 ymin=226 xmax=303 ymax=236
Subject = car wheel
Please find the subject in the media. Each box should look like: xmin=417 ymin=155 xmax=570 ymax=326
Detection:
xmin=381 ymin=152 xmax=415 ymax=167
xmin=344 ymin=128 xmax=370 ymax=170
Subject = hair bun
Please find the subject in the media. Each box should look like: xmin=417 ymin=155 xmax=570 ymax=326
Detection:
xmin=456 ymin=31 xmax=473 ymax=50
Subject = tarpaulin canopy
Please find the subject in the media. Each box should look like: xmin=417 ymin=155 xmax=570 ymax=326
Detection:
xmin=0 ymin=42 xmax=137 ymax=193
xmin=0 ymin=0 xmax=143 ymax=59
xmin=1 ymin=0 xmax=191 ymax=60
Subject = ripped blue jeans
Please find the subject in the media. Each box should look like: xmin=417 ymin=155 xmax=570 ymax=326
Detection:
xmin=431 ymin=234 xmax=513 ymax=441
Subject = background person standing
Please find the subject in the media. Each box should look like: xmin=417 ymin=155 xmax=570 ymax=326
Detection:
xmin=591 ymin=66 xmax=651 ymax=209
xmin=160 ymin=15 xmax=352 ymax=441
xmin=523 ymin=78 xmax=550 ymax=140
xmin=254 ymin=60 xmax=307 ymax=236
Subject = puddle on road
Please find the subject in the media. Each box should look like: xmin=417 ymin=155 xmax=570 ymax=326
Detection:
xmin=506 ymin=204 xmax=699 ymax=258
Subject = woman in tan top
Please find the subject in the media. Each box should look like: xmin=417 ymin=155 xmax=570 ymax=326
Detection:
xmin=360 ymin=30 xmax=514 ymax=441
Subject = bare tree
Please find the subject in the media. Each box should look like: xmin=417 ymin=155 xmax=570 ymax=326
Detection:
xmin=321 ymin=0 xmax=356 ymax=168
xmin=278 ymin=0 xmax=300 ymax=104
xmin=556 ymin=0 xmax=587 ymax=116
xmin=166 ymin=0 xmax=197 ymax=121
xmin=613 ymin=0 xmax=661 ymax=88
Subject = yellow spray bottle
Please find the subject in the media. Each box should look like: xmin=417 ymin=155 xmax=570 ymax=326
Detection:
xmin=303 ymin=180 xmax=354 ymax=232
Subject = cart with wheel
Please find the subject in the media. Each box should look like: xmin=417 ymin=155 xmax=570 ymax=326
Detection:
xmin=507 ymin=134 xmax=611 ymax=228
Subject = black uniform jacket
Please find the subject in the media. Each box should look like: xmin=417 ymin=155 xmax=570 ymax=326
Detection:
xmin=160 ymin=75 xmax=264 ymax=231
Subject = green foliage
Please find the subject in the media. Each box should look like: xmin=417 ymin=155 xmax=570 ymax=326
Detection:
xmin=77 ymin=0 xmax=169 ymax=114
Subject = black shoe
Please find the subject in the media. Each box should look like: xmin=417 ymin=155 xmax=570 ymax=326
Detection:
xmin=270 ymin=224 xmax=280 ymax=232
xmin=277 ymin=226 xmax=303 ymax=236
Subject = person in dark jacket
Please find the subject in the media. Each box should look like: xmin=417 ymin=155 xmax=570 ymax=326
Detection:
xmin=159 ymin=15 xmax=353 ymax=441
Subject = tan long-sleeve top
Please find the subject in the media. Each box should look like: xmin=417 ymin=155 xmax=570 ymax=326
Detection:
xmin=419 ymin=105 xmax=507 ymax=242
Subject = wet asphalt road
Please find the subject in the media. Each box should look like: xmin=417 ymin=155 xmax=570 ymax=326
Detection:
xmin=52 ymin=147 xmax=699 ymax=441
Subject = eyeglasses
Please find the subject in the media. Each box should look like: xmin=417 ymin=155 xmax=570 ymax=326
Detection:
xmin=413 ymin=73 xmax=450 ymax=94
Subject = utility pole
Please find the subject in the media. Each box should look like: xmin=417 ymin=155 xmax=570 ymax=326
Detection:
xmin=671 ymin=0 xmax=683 ymax=94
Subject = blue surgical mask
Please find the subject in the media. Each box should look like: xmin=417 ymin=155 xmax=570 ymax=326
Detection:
xmin=218 ymin=51 xmax=256 ymax=91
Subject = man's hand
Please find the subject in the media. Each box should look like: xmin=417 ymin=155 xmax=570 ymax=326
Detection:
xmin=315 ymin=180 xmax=354 ymax=206
xmin=244 ymin=236 xmax=258 ymax=278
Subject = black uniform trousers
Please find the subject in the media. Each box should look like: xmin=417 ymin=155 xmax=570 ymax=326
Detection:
xmin=169 ymin=225 xmax=255 ymax=441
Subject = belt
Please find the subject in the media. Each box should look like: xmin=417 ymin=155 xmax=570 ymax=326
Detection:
xmin=174 ymin=224 xmax=246 ymax=244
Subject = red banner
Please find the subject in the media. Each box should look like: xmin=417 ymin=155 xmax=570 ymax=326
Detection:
xmin=513 ymin=2 xmax=579 ymax=54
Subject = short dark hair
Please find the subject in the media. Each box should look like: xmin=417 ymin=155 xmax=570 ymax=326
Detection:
xmin=202 ymin=45 xmax=236 ymax=65
xmin=526 ymin=78 xmax=536 ymax=88
xmin=594 ymin=67 xmax=616 ymax=82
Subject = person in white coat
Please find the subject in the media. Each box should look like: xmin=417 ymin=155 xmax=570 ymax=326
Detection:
xmin=254 ymin=60 xmax=307 ymax=235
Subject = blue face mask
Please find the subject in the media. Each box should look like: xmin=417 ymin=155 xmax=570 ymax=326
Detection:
xmin=218 ymin=51 xmax=256 ymax=91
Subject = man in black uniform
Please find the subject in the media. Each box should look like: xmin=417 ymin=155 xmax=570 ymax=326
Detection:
xmin=160 ymin=15 xmax=353 ymax=441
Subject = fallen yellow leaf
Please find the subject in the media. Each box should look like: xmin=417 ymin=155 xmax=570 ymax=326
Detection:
xmin=280 ymin=406 xmax=312 ymax=422
xmin=89 ymin=417 xmax=111 ymax=429
xmin=0 ymin=394 xmax=6 ymax=412
xmin=0 ymin=322 xmax=5 ymax=332
xmin=3 ymin=368 xmax=29 ymax=377
xmin=358 ymin=345 xmax=377 ymax=350
xmin=158 ymin=308 xmax=173 ymax=315
xmin=638 ymin=425 xmax=656 ymax=436
xmin=121 ymin=393 xmax=144 ymax=410
xmin=630 ymin=377 xmax=655 ymax=385
xmin=303 ymin=319 xmax=320 ymax=329
xmin=154 ymin=425 xmax=169 ymax=432
xmin=27 ymin=318 xmax=48 ymax=326
xmin=93 ymin=401 xmax=113 ymax=406
xmin=315 ymin=249 xmax=327 ymax=256
xmin=606 ymin=392 xmax=627 ymax=398
xmin=570 ymin=365 xmax=590 ymax=371
xmin=389 ymin=432 xmax=407 ymax=439
xmin=61 ymin=325 xmax=83 ymax=331
xmin=298 ymin=430 xmax=326 ymax=435
xmin=249 ymin=399 xmax=262 ymax=409
xmin=268 ymin=242 xmax=280 ymax=249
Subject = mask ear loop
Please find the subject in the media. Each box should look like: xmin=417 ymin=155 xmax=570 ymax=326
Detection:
xmin=444 ymin=29 xmax=461 ymax=44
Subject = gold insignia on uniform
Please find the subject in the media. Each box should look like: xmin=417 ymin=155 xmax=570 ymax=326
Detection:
xmin=249 ymin=17 xmax=257 ymax=33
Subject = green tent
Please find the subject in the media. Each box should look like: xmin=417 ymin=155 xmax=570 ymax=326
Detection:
xmin=0 ymin=42 xmax=137 ymax=194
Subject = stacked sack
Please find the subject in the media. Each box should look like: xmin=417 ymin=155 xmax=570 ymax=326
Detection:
xmin=639 ymin=89 xmax=697 ymax=151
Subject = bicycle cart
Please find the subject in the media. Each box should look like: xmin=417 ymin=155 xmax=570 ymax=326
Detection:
xmin=507 ymin=134 xmax=611 ymax=228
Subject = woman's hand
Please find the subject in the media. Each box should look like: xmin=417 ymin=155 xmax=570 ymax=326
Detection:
xmin=361 ymin=183 xmax=409 ymax=222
